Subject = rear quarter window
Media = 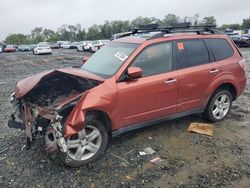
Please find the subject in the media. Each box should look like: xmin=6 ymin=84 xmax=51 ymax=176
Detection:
xmin=204 ymin=38 xmax=234 ymax=61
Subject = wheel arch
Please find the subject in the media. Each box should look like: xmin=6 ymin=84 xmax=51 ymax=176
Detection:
xmin=85 ymin=110 xmax=112 ymax=137
xmin=206 ymin=83 xmax=237 ymax=107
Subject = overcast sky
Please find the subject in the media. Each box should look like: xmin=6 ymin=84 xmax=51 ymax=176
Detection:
xmin=0 ymin=0 xmax=249 ymax=40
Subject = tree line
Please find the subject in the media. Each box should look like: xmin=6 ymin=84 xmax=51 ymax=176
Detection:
xmin=3 ymin=14 xmax=250 ymax=45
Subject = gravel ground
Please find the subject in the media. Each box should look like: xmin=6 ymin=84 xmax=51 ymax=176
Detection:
xmin=0 ymin=48 xmax=250 ymax=188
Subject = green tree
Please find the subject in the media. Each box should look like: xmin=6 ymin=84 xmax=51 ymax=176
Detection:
xmin=202 ymin=16 xmax=217 ymax=25
xmin=130 ymin=16 xmax=160 ymax=28
xmin=31 ymin=27 xmax=44 ymax=43
xmin=87 ymin=25 xmax=102 ymax=40
xmin=5 ymin=34 xmax=30 ymax=45
xmin=242 ymin=17 xmax=250 ymax=29
xmin=221 ymin=24 xmax=241 ymax=30
xmin=162 ymin=14 xmax=179 ymax=26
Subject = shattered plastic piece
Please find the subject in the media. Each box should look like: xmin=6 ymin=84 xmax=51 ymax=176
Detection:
xmin=187 ymin=122 xmax=213 ymax=136
xmin=20 ymin=145 xmax=26 ymax=151
xmin=139 ymin=151 xmax=147 ymax=156
xmin=125 ymin=176 xmax=132 ymax=180
xmin=150 ymin=157 xmax=164 ymax=165
xmin=143 ymin=147 xmax=156 ymax=155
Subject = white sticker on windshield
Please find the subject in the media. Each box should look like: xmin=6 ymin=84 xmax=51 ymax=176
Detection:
xmin=114 ymin=52 xmax=128 ymax=62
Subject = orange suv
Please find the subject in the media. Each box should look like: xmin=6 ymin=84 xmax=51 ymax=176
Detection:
xmin=9 ymin=24 xmax=246 ymax=167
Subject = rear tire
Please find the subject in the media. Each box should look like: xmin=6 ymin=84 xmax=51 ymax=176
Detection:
xmin=203 ymin=89 xmax=232 ymax=122
xmin=59 ymin=119 xmax=108 ymax=167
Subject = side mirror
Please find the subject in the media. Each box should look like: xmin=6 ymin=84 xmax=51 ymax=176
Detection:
xmin=82 ymin=56 xmax=90 ymax=64
xmin=127 ymin=67 xmax=142 ymax=80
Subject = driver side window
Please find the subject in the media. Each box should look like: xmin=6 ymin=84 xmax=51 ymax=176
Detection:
xmin=130 ymin=43 xmax=173 ymax=77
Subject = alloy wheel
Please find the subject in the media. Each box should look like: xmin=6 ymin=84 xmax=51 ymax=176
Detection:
xmin=212 ymin=94 xmax=230 ymax=120
xmin=66 ymin=125 xmax=102 ymax=161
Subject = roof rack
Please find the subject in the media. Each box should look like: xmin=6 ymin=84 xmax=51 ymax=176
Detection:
xmin=112 ymin=23 xmax=222 ymax=40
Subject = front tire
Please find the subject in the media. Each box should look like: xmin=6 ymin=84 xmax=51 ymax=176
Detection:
xmin=59 ymin=119 xmax=108 ymax=167
xmin=203 ymin=89 xmax=232 ymax=122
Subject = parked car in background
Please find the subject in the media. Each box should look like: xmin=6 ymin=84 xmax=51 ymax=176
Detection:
xmin=0 ymin=44 xmax=6 ymax=52
xmin=230 ymin=35 xmax=250 ymax=47
xmin=76 ymin=41 xmax=87 ymax=52
xmin=4 ymin=45 xmax=16 ymax=52
xmin=51 ymin=43 xmax=60 ymax=49
xmin=91 ymin=40 xmax=110 ymax=52
xmin=0 ymin=47 xmax=2 ymax=53
xmin=33 ymin=43 xmax=52 ymax=55
xmin=83 ymin=41 xmax=93 ymax=51
xmin=57 ymin=41 xmax=65 ymax=48
xmin=68 ymin=42 xmax=79 ymax=49
xmin=28 ymin=44 xmax=37 ymax=51
xmin=61 ymin=41 xmax=71 ymax=49
xmin=18 ymin=45 xmax=30 ymax=52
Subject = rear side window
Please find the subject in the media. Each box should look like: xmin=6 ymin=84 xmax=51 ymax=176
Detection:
xmin=175 ymin=39 xmax=210 ymax=69
xmin=131 ymin=43 xmax=172 ymax=77
xmin=204 ymin=39 xmax=234 ymax=61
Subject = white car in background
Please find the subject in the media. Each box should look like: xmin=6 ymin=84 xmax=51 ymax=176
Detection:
xmin=76 ymin=41 xmax=87 ymax=52
xmin=61 ymin=41 xmax=71 ymax=49
xmin=33 ymin=43 xmax=52 ymax=55
xmin=0 ymin=47 xmax=2 ymax=53
xmin=91 ymin=40 xmax=110 ymax=52
xmin=83 ymin=41 xmax=93 ymax=51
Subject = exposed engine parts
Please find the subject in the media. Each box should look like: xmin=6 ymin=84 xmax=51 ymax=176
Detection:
xmin=9 ymin=70 xmax=100 ymax=151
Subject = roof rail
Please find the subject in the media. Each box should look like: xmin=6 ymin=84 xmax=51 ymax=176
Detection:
xmin=111 ymin=23 xmax=220 ymax=40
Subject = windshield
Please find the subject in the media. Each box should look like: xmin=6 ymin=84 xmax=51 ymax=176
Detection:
xmin=81 ymin=43 xmax=138 ymax=79
xmin=38 ymin=44 xmax=49 ymax=47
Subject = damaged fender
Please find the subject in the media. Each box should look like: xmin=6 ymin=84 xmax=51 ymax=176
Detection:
xmin=64 ymin=82 xmax=118 ymax=137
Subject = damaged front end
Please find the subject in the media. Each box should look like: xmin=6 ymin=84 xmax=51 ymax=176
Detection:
xmin=9 ymin=69 xmax=102 ymax=155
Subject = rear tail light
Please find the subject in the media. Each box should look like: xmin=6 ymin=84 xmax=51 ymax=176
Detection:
xmin=238 ymin=59 xmax=247 ymax=73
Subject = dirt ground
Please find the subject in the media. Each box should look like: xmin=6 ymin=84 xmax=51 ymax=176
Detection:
xmin=0 ymin=48 xmax=250 ymax=188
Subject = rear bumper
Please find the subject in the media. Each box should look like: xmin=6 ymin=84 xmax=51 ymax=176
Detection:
xmin=237 ymin=75 xmax=247 ymax=97
xmin=37 ymin=49 xmax=51 ymax=54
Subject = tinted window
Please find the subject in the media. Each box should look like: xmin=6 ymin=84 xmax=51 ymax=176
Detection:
xmin=205 ymin=39 xmax=234 ymax=61
xmin=131 ymin=43 xmax=172 ymax=77
xmin=176 ymin=40 xmax=210 ymax=69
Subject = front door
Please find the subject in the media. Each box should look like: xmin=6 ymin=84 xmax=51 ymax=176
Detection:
xmin=116 ymin=42 xmax=178 ymax=128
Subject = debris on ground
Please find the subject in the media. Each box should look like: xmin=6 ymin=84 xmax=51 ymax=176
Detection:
xmin=143 ymin=147 xmax=156 ymax=155
xmin=0 ymin=157 xmax=7 ymax=161
xmin=20 ymin=145 xmax=26 ymax=151
xmin=139 ymin=151 xmax=147 ymax=156
xmin=150 ymin=157 xmax=164 ymax=165
xmin=0 ymin=147 xmax=9 ymax=154
xmin=123 ymin=149 xmax=134 ymax=155
xmin=90 ymin=182 xmax=96 ymax=188
xmin=111 ymin=153 xmax=129 ymax=164
xmin=125 ymin=175 xmax=133 ymax=181
xmin=187 ymin=122 xmax=214 ymax=136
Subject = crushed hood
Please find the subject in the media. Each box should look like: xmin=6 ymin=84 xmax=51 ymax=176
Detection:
xmin=15 ymin=68 xmax=104 ymax=98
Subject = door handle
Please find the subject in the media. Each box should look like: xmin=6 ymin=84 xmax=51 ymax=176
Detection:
xmin=209 ymin=69 xmax=219 ymax=74
xmin=164 ymin=78 xmax=177 ymax=84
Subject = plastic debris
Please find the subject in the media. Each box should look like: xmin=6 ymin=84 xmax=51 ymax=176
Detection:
xmin=125 ymin=176 xmax=132 ymax=180
xmin=139 ymin=151 xmax=147 ymax=156
xmin=0 ymin=147 xmax=9 ymax=154
xmin=111 ymin=153 xmax=129 ymax=164
xmin=150 ymin=157 xmax=164 ymax=165
xmin=143 ymin=147 xmax=156 ymax=155
xmin=187 ymin=122 xmax=213 ymax=136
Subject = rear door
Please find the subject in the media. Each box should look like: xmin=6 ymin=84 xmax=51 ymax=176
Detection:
xmin=174 ymin=39 xmax=222 ymax=112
